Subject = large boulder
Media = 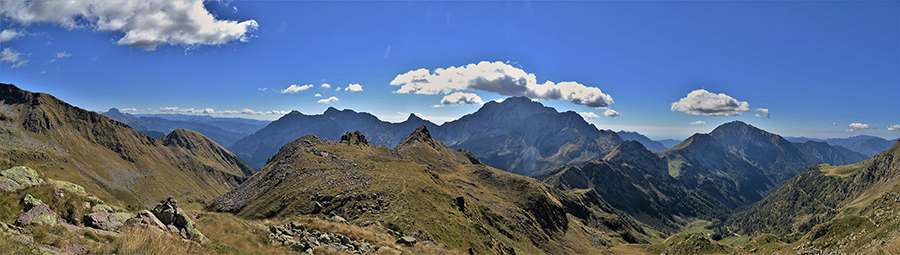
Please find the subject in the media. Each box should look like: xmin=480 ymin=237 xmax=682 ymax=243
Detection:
xmin=84 ymin=211 xmax=135 ymax=231
xmin=0 ymin=166 xmax=45 ymax=192
xmin=149 ymin=196 xmax=207 ymax=243
xmin=16 ymin=203 xmax=57 ymax=226
xmin=47 ymin=179 xmax=87 ymax=196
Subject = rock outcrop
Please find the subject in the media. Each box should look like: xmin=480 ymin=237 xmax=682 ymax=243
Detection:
xmin=150 ymin=196 xmax=208 ymax=243
xmin=267 ymin=221 xmax=377 ymax=254
xmin=0 ymin=166 xmax=45 ymax=192
xmin=84 ymin=211 xmax=135 ymax=231
xmin=16 ymin=203 xmax=57 ymax=227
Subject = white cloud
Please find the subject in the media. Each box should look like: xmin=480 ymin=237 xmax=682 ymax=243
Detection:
xmin=121 ymin=108 xmax=137 ymax=112
xmin=50 ymin=50 xmax=71 ymax=63
xmin=1 ymin=48 xmax=29 ymax=68
xmin=0 ymin=29 xmax=22 ymax=42
xmin=390 ymin=61 xmax=613 ymax=108
xmin=604 ymin=109 xmax=619 ymax=117
xmin=280 ymin=84 xmax=313 ymax=94
xmin=689 ymin=121 xmax=706 ymax=125
xmin=440 ymin=92 xmax=483 ymax=106
xmin=314 ymin=93 xmax=322 ymax=97
xmin=832 ymin=122 xmax=837 ymax=126
xmin=849 ymin=123 xmax=876 ymax=131
xmin=887 ymin=124 xmax=900 ymax=131
xmin=671 ymin=89 xmax=751 ymax=116
xmin=321 ymin=83 xmax=331 ymax=89
xmin=335 ymin=87 xmax=341 ymax=91
xmin=0 ymin=0 xmax=258 ymax=50
xmin=755 ymin=108 xmax=769 ymax=118
xmin=317 ymin=96 xmax=339 ymax=104
xmin=579 ymin=112 xmax=600 ymax=119
xmin=344 ymin=83 xmax=363 ymax=92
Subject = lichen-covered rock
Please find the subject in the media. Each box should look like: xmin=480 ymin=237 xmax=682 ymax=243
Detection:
xmin=84 ymin=211 xmax=135 ymax=231
xmin=123 ymin=210 xmax=168 ymax=233
xmin=47 ymin=179 xmax=87 ymax=196
xmin=397 ymin=236 xmax=417 ymax=246
xmin=16 ymin=203 xmax=57 ymax=226
xmin=0 ymin=166 xmax=45 ymax=192
xmin=22 ymin=194 xmax=44 ymax=211
xmin=267 ymin=221 xmax=376 ymax=254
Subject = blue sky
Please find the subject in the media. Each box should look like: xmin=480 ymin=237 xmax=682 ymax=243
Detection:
xmin=1 ymin=0 xmax=898 ymax=140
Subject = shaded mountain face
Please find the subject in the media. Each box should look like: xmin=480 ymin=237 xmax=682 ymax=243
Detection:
xmin=792 ymin=140 xmax=868 ymax=165
xmin=209 ymin=126 xmax=648 ymax=254
xmin=0 ymin=83 xmax=250 ymax=206
xmin=230 ymin=97 xmax=623 ymax=176
xmin=228 ymin=109 xmax=438 ymax=169
xmin=434 ymin=97 xmax=623 ymax=176
xmin=726 ymin=141 xmax=900 ymax=250
xmin=825 ymin=135 xmax=897 ymax=157
xmin=662 ymin=121 xmax=821 ymax=209
xmin=537 ymin=141 xmax=728 ymax=233
xmin=616 ymin=131 xmax=668 ymax=151
xmin=102 ymin=109 xmax=268 ymax=148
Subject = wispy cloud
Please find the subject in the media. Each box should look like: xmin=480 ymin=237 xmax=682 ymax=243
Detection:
xmin=0 ymin=29 xmax=23 ymax=42
xmin=689 ymin=121 xmax=706 ymax=125
xmin=1 ymin=48 xmax=29 ymax=68
xmin=50 ymin=51 xmax=71 ymax=63
xmin=281 ymin=84 xmax=313 ymax=94
xmin=439 ymin=92 xmax=483 ymax=106
xmin=754 ymin=108 xmax=769 ymax=118
xmin=317 ymin=96 xmax=339 ymax=104
xmin=887 ymin=124 xmax=900 ymax=131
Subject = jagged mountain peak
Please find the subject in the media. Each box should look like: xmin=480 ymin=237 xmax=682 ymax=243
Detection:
xmin=395 ymin=125 xmax=438 ymax=150
xmin=405 ymin=113 xmax=424 ymax=122
xmin=339 ymin=131 xmax=370 ymax=146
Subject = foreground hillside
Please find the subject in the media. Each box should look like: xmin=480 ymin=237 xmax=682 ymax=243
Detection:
xmin=0 ymin=83 xmax=252 ymax=206
xmin=725 ymin=140 xmax=900 ymax=252
xmin=210 ymin=126 xmax=649 ymax=254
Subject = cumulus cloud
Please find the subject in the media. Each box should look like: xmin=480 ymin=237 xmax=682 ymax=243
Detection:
xmin=317 ymin=96 xmax=339 ymax=104
xmin=1 ymin=48 xmax=29 ymax=68
xmin=0 ymin=0 xmax=259 ymax=50
xmin=888 ymin=124 xmax=900 ymax=131
xmin=344 ymin=84 xmax=363 ymax=92
xmin=390 ymin=61 xmax=613 ymax=108
xmin=321 ymin=83 xmax=331 ymax=88
xmin=219 ymin=108 xmax=289 ymax=115
xmin=157 ymin=106 xmax=214 ymax=114
xmin=689 ymin=121 xmax=706 ymax=125
xmin=0 ymin=29 xmax=22 ymax=42
xmin=314 ymin=93 xmax=322 ymax=97
xmin=120 ymin=108 xmax=137 ymax=112
xmin=849 ymin=123 xmax=876 ymax=131
xmin=604 ymin=109 xmax=619 ymax=117
xmin=755 ymin=108 xmax=769 ymax=118
xmin=157 ymin=107 xmax=287 ymax=115
xmin=579 ymin=112 xmax=600 ymax=119
xmin=671 ymin=89 xmax=751 ymax=116
xmin=440 ymin=92 xmax=483 ymax=106
xmin=50 ymin=51 xmax=71 ymax=63
xmin=281 ymin=84 xmax=313 ymax=94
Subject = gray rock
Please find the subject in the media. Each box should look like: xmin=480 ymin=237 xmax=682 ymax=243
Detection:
xmin=83 ymin=211 xmax=135 ymax=231
xmin=397 ymin=236 xmax=417 ymax=246
xmin=0 ymin=166 xmax=45 ymax=192
xmin=16 ymin=203 xmax=57 ymax=226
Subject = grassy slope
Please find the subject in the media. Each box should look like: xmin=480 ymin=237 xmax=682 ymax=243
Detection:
xmin=0 ymin=83 xmax=248 ymax=207
xmin=210 ymin=128 xmax=649 ymax=254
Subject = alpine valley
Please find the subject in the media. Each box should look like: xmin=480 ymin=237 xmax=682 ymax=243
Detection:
xmin=1 ymin=82 xmax=899 ymax=254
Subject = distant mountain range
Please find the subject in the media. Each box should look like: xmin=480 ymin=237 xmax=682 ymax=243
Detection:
xmin=616 ymin=131 xmax=668 ymax=151
xmin=785 ymin=135 xmax=900 ymax=157
xmin=231 ymin=97 xmax=624 ymax=176
xmin=103 ymin=108 xmax=269 ymax=147
xmin=0 ymin=83 xmax=252 ymax=205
